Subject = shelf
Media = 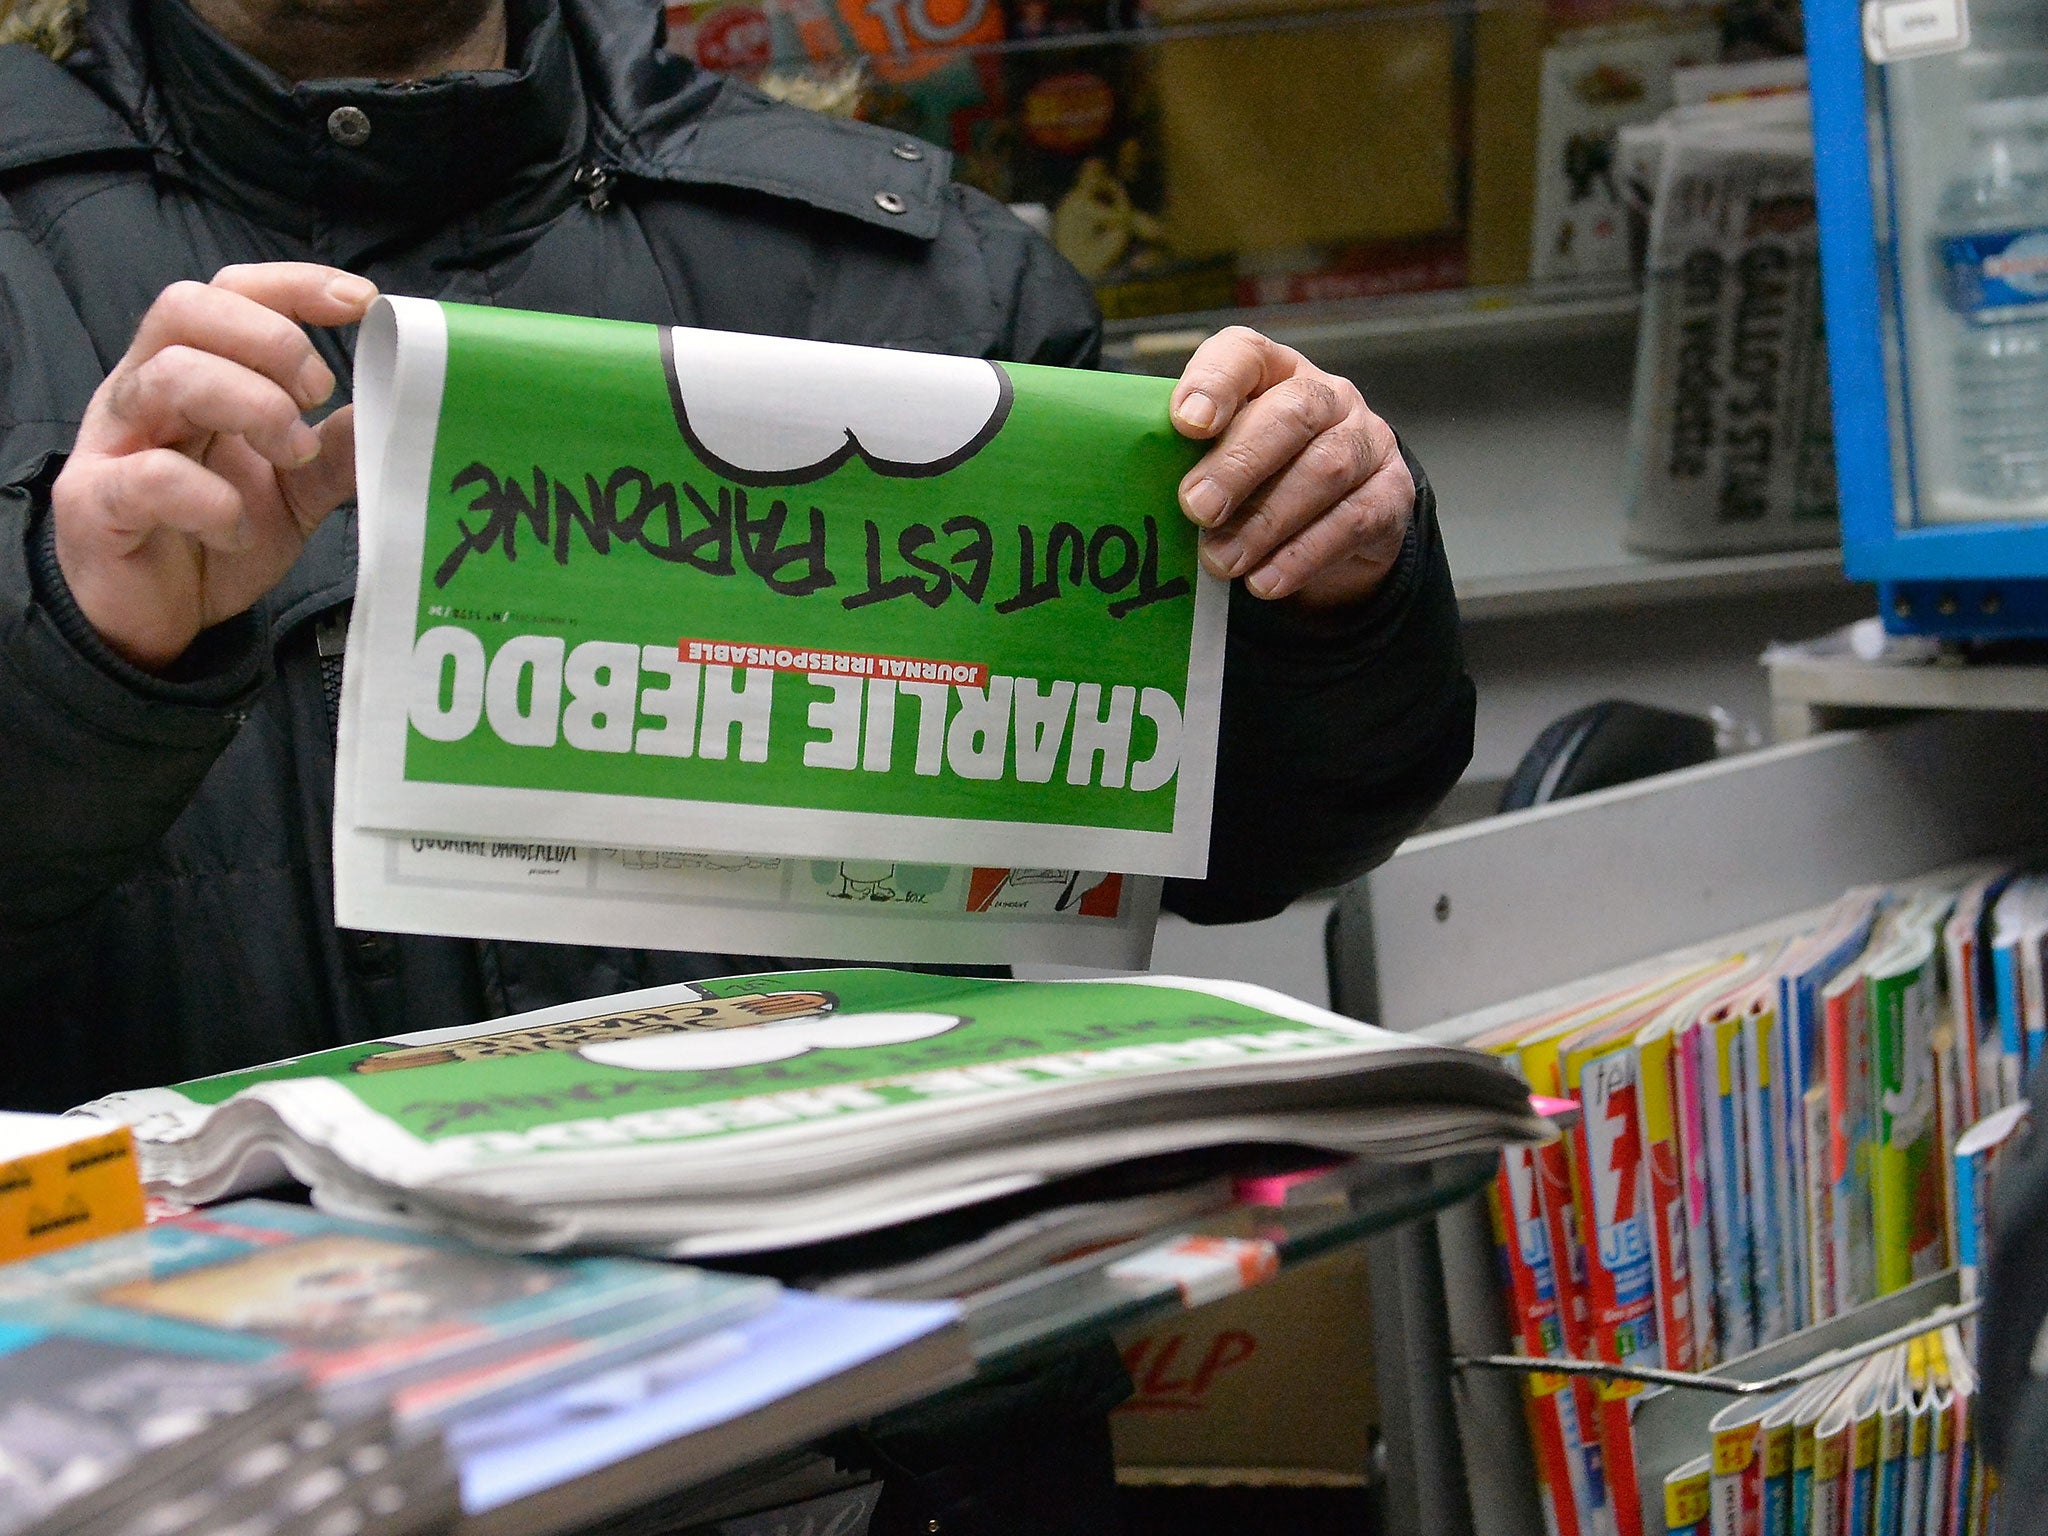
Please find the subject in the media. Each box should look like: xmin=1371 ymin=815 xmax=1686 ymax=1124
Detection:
xmin=960 ymin=1152 xmax=1497 ymax=1372
xmin=1767 ymin=624 xmax=2048 ymax=738
xmin=745 ymin=0 xmax=1545 ymax=74
xmin=1102 ymin=284 xmax=1641 ymax=374
xmin=1626 ymin=1273 xmax=1963 ymax=1536
xmin=1456 ymin=542 xmax=1849 ymax=621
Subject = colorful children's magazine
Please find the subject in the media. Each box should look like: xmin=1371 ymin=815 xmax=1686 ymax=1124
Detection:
xmin=1477 ymin=1012 xmax=1610 ymax=1536
xmin=1774 ymin=889 xmax=1883 ymax=1330
xmin=1874 ymin=1346 xmax=1911 ymax=1536
xmin=1665 ymin=1455 xmax=1710 ymax=1536
xmin=1491 ymin=1142 xmax=1609 ymax=1536
xmin=1756 ymin=1384 xmax=1802 ymax=1536
xmin=1823 ymin=940 xmax=1881 ymax=1313
xmin=1943 ymin=873 xmax=2012 ymax=1125
xmin=1955 ymin=1101 xmax=2030 ymax=1349
xmin=1802 ymin=1084 xmax=1835 ymax=1326
xmin=1868 ymin=897 xmax=1954 ymax=1294
xmin=1941 ymin=1323 xmax=1982 ymax=1536
xmin=1634 ymin=960 xmax=1764 ymax=1377
xmin=1789 ymin=1368 xmax=1850 ymax=1536
xmin=1706 ymin=1390 xmax=1781 ymax=1536
xmin=2023 ymin=896 xmax=2048 ymax=1084
xmin=1846 ymin=1352 xmax=1892 ymax=1536
xmin=1695 ymin=973 xmax=1767 ymax=1358
xmin=1924 ymin=1330 xmax=1955 ymax=1536
xmin=1810 ymin=1362 xmax=1861 ymax=1536
xmin=1474 ymin=966 xmax=1721 ymax=1536
xmin=1737 ymin=973 xmax=1792 ymax=1346
xmin=1675 ymin=1006 xmax=1724 ymax=1369
xmin=1987 ymin=878 xmax=2048 ymax=1107
xmin=1902 ymin=1334 xmax=1935 ymax=1536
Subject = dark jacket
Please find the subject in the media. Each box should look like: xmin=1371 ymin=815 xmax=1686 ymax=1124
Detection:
xmin=0 ymin=0 xmax=1475 ymax=1112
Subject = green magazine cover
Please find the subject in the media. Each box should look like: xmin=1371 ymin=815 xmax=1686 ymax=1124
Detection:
xmin=80 ymin=972 xmax=1547 ymax=1255
xmin=1868 ymin=903 xmax=1950 ymax=1295
xmin=345 ymin=300 xmax=1224 ymax=879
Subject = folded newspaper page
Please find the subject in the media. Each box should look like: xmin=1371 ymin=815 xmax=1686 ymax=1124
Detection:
xmin=343 ymin=299 xmax=1224 ymax=886
xmin=334 ymin=825 xmax=1164 ymax=968
xmin=77 ymin=971 xmax=1548 ymax=1257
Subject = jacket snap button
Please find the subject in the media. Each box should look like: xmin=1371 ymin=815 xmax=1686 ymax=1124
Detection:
xmin=892 ymin=142 xmax=924 ymax=161
xmin=327 ymin=106 xmax=372 ymax=147
xmin=874 ymin=191 xmax=907 ymax=214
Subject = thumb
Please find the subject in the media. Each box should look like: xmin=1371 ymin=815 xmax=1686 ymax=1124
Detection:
xmin=279 ymin=405 xmax=357 ymax=536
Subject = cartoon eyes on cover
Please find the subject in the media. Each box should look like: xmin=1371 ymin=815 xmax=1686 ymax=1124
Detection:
xmin=351 ymin=986 xmax=967 ymax=1074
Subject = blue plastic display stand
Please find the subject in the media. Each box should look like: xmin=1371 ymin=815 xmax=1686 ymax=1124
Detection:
xmin=1808 ymin=3 xmax=2048 ymax=638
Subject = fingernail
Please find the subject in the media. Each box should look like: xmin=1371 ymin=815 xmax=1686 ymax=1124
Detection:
xmin=1202 ymin=535 xmax=1243 ymax=578
xmin=1246 ymin=565 xmax=1283 ymax=598
xmin=1182 ymin=478 xmax=1227 ymax=526
xmin=289 ymin=421 xmax=322 ymax=465
xmin=1177 ymin=391 xmax=1216 ymax=431
xmin=327 ymin=273 xmax=377 ymax=305
xmin=297 ymin=356 xmax=334 ymax=407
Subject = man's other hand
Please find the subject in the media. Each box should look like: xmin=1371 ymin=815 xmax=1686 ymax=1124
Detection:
xmin=52 ymin=263 xmax=376 ymax=672
xmin=1171 ymin=326 xmax=1414 ymax=611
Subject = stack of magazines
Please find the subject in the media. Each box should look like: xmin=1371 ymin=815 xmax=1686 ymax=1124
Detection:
xmin=0 ymin=1323 xmax=441 ymax=1536
xmin=74 ymin=970 xmax=1546 ymax=1256
xmin=1475 ymin=867 xmax=2032 ymax=1536
xmin=1662 ymin=1323 xmax=1988 ymax=1536
xmin=0 ymin=1200 xmax=777 ymax=1536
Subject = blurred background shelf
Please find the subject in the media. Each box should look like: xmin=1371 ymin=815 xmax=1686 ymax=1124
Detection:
xmin=1766 ymin=626 xmax=2048 ymax=739
xmin=1456 ymin=540 xmax=1844 ymax=620
xmin=1102 ymin=283 xmax=1643 ymax=372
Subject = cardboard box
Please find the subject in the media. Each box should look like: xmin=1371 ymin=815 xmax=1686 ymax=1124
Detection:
xmin=0 ymin=1112 xmax=147 ymax=1262
xmin=1149 ymin=2 xmax=1460 ymax=265
xmin=1110 ymin=1243 xmax=1378 ymax=1486
xmin=1007 ymin=0 xmax=1461 ymax=319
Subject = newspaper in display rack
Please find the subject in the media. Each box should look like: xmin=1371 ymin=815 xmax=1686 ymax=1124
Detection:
xmin=338 ymin=299 xmax=1226 ymax=965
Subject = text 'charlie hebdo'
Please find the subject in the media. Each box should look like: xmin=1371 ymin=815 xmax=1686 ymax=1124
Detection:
xmin=409 ymin=631 xmax=1185 ymax=793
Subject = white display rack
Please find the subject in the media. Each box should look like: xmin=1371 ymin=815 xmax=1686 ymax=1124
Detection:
xmin=1454 ymin=1274 xmax=1971 ymax=1535
xmin=1102 ymin=284 xmax=1643 ymax=373
xmin=1768 ymin=626 xmax=2048 ymax=740
xmin=1452 ymin=517 xmax=1845 ymax=622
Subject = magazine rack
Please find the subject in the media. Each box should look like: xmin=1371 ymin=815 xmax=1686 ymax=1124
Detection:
xmin=1337 ymin=711 xmax=2048 ymax=1536
xmin=1453 ymin=1272 xmax=1970 ymax=1535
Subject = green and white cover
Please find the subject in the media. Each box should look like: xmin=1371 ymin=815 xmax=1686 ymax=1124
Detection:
xmin=344 ymin=299 xmax=1223 ymax=882
xmin=77 ymin=971 xmax=1547 ymax=1257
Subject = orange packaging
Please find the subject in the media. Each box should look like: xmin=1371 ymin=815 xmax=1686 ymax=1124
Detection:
xmin=0 ymin=1113 xmax=147 ymax=1263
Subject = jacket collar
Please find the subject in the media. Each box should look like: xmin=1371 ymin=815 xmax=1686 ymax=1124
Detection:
xmin=0 ymin=0 xmax=952 ymax=240
xmin=136 ymin=0 xmax=590 ymax=239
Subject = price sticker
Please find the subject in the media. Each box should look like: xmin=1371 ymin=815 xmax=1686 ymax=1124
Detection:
xmin=1863 ymin=0 xmax=1970 ymax=63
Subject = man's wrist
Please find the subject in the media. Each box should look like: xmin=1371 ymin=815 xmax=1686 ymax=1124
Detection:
xmin=30 ymin=504 xmax=268 ymax=706
xmin=1227 ymin=502 xmax=1424 ymax=654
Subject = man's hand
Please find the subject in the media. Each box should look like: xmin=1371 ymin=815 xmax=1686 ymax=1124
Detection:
xmin=1170 ymin=326 xmax=1414 ymax=611
xmin=52 ymin=263 xmax=377 ymax=672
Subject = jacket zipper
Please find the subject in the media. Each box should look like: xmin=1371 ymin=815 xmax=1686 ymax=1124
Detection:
xmin=574 ymin=161 xmax=617 ymax=213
